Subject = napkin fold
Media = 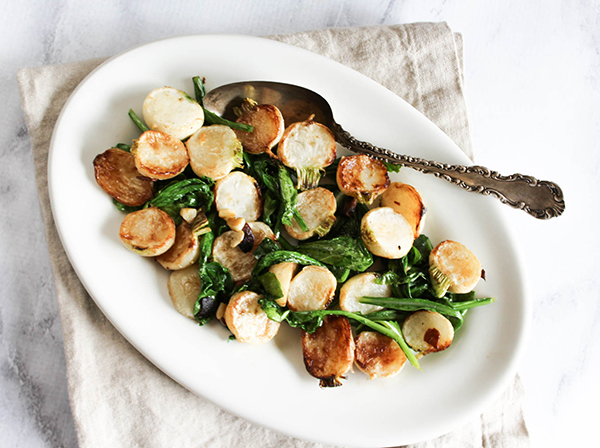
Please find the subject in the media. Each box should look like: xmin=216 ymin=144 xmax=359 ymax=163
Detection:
xmin=18 ymin=22 xmax=528 ymax=448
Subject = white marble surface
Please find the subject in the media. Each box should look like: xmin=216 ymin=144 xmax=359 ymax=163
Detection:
xmin=1 ymin=1 xmax=597 ymax=447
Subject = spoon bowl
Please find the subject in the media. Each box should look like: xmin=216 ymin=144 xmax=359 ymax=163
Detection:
xmin=204 ymin=81 xmax=565 ymax=219
xmin=203 ymin=81 xmax=333 ymax=126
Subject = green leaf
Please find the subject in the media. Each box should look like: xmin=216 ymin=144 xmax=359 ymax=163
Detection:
xmin=329 ymin=201 xmax=369 ymax=239
xmin=376 ymin=271 xmax=426 ymax=286
xmin=193 ymin=232 xmax=234 ymax=325
xmin=448 ymin=297 xmax=495 ymax=311
xmin=114 ymin=143 xmax=131 ymax=152
xmin=328 ymin=265 xmax=351 ymax=283
xmin=203 ymin=108 xmax=254 ymax=132
xmin=413 ymin=234 xmax=433 ymax=262
xmin=383 ymin=161 xmax=402 ymax=173
xmin=257 ymin=272 xmax=284 ymax=299
xmin=244 ymin=154 xmax=308 ymax=234
xmin=198 ymin=231 xmax=214 ymax=263
xmin=279 ymin=167 xmax=308 ymax=232
xmin=259 ymin=298 xmax=290 ymax=323
xmin=446 ymin=291 xmax=475 ymax=302
xmin=148 ymin=178 xmax=214 ymax=224
xmin=262 ymin=191 xmax=278 ymax=227
xmin=285 ymin=310 xmax=326 ymax=333
xmin=253 ymin=156 xmax=280 ymax=194
xmin=192 ymin=76 xmax=206 ymax=106
xmin=193 ymin=75 xmax=254 ymax=132
xmin=128 ymin=109 xmax=149 ymax=133
xmin=296 ymin=236 xmax=373 ymax=272
xmin=253 ymin=238 xmax=281 ymax=259
xmin=277 ymin=236 xmax=295 ymax=251
xmin=360 ymin=296 xmax=465 ymax=320
xmin=406 ymin=245 xmax=422 ymax=266
xmin=362 ymin=309 xmax=410 ymax=321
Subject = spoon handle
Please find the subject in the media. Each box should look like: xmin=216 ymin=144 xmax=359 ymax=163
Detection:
xmin=332 ymin=124 xmax=565 ymax=219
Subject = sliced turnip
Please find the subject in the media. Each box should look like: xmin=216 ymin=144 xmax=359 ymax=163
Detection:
xmin=355 ymin=331 xmax=407 ymax=379
xmin=214 ymin=171 xmax=262 ymax=222
xmin=339 ymin=272 xmax=390 ymax=315
xmin=167 ymin=264 xmax=201 ymax=319
xmin=360 ymin=207 xmax=414 ymax=259
xmin=234 ymin=99 xmax=284 ymax=155
xmin=131 ymin=130 xmax=189 ymax=180
xmin=93 ymin=147 xmax=154 ymax=206
xmin=286 ymin=266 xmax=337 ymax=311
xmin=278 ymin=115 xmax=336 ymax=190
xmin=402 ymin=310 xmax=454 ymax=354
xmin=212 ymin=222 xmax=275 ymax=282
xmin=186 ymin=124 xmax=243 ymax=180
xmin=285 ymin=187 xmax=336 ymax=240
xmin=429 ymin=240 xmax=482 ymax=297
xmin=336 ymin=154 xmax=389 ymax=204
xmin=225 ymin=291 xmax=280 ymax=344
xmin=142 ymin=86 xmax=204 ymax=140
xmin=268 ymin=262 xmax=299 ymax=307
xmin=156 ymin=222 xmax=200 ymax=270
xmin=301 ymin=315 xmax=355 ymax=387
xmin=380 ymin=182 xmax=426 ymax=238
xmin=119 ymin=207 xmax=175 ymax=256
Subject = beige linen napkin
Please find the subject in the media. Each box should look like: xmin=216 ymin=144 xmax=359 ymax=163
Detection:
xmin=18 ymin=23 xmax=529 ymax=448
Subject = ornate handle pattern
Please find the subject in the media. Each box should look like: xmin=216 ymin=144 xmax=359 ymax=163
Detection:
xmin=332 ymin=123 xmax=565 ymax=219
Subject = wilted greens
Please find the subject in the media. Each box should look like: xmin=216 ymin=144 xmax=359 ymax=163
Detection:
xmin=244 ymin=153 xmax=308 ymax=237
xmin=148 ymin=178 xmax=214 ymax=222
xmin=192 ymin=76 xmax=254 ymax=132
xmin=295 ymin=236 xmax=373 ymax=272
xmin=193 ymin=231 xmax=233 ymax=326
xmin=102 ymin=76 xmax=496 ymax=384
xmin=259 ymin=297 xmax=421 ymax=369
xmin=359 ymin=234 xmax=494 ymax=331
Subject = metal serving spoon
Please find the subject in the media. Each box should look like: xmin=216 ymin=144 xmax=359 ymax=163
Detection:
xmin=203 ymin=81 xmax=565 ymax=219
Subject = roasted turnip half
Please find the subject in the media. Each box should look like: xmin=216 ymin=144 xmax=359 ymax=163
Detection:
xmin=225 ymin=291 xmax=280 ymax=344
xmin=339 ymin=272 xmax=391 ymax=315
xmin=131 ymin=130 xmax=189 ymax=180
xmin=402 ymin=310 xmax=454 ymax=354
xmin=380 ymin=182 xmax=426 ymax=238
xmin=286 ymin=265 xmax=337 ymax=311
xmin=142 ymin=86 xmax=204 ymax=140
xmin=284 ymin=187 xmax=336 ymax=240
xmin=355 ymin=331 xmax=407 ymax=379
xmin=301 ymin=315 xmax=355 ymax=388
xmin=167 ymin=264 xmax=201 ymax=319
xmin=278 ymin=115 xmax=336 ymax=190
xmin=186 ymin=124 xmax=243 ymax=180
xmin=119 ymin=207 xmax=175 ymax=256
xmin=268 ymin=262 xmax=299 ymax=307
xmin=336 ymin=154 xmax=389 ymax=204
xmin=93 ymin=147 xmax=154 ymax=206
xmin=214 ymin=171 xmax=262 ymax=222
xmin=360 ymin=207 xmax=414 ymax=259
xmin=429 ymin=240 xmax=483 ymax=297
xmin=234 ymin=99 xmax=285 ymax=156
xmin=212 ymin=222 xmax=275 ymax=282
xmin=156 ymin=222 xmax=200 ymax=270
